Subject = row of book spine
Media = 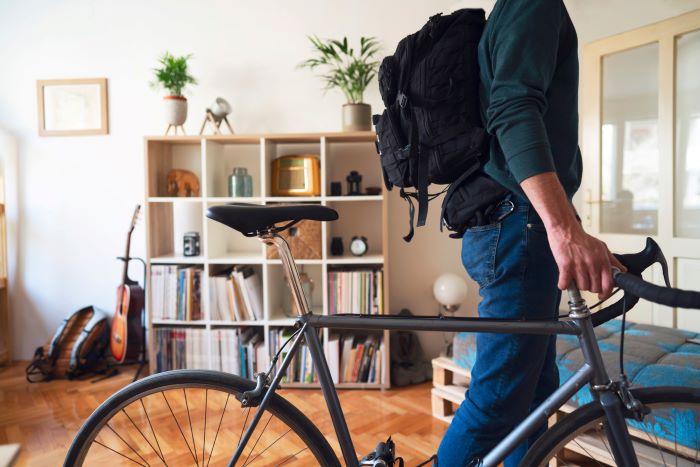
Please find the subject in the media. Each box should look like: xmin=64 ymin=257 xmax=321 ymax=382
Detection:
xmin=151 ymin=266 xmax=202 ymax=321
xmin=212 ymin=328 xmax=267 ymax=379
xmin=209 ymin=266 xmax=263 ymax=321
xmin=268 ymin=329 xmax=384 ymax=384
xmin=327 ymin=268 xmax=384 ymax=315
xmin=154 ymin=327 xmax=207 ymax=372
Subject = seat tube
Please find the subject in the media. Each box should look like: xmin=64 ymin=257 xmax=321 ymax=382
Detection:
xmin=567 ymin=285 xmax=639 ymax=467
xmin=260 ymin=233 xmax=311 ymax=315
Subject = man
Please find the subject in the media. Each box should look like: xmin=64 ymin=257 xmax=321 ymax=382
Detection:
xmin=436 ymin=0 xmax=625 ymax=465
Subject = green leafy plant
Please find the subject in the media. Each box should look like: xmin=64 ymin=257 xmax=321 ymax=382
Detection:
xmin=151 ymin=52 xmax=197 ymax=97
xmin=299 ymin=36 xmax=380 ymax=104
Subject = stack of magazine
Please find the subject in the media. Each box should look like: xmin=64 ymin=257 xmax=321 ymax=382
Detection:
xmin=212 ymin=327 xmax=266 ymax=379
xmin=208 ymin=266 xmax=263 ymax=321
xmin=154 ymin=327 xmax=207 ymax=371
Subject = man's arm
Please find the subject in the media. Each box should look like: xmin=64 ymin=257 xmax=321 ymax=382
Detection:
xmin=521 ymin=172 xmax=625 ymax=298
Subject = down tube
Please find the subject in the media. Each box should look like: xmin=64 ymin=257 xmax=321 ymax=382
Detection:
xmin=304 ymin=326 xmax=359 ymax=467
xmin=481 ymin=364 xmax=594 ymax=467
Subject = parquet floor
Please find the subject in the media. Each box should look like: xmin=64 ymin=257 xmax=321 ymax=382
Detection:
xmin=0 ymin=363 xmax=447 ymax=466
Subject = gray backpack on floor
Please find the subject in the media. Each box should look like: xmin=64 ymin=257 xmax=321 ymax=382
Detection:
xmin=390 ymin=309 xmax=432 ymax=386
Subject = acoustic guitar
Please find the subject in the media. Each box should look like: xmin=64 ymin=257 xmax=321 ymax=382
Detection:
xmin=110 ymin=205 xmax=145 ymax=363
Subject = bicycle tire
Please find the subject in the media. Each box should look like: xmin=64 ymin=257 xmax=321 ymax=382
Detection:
xmin=64 ymin=369 xmax=341 ymax=466
xmin=521 ymin=386 xmax=700 ymax=466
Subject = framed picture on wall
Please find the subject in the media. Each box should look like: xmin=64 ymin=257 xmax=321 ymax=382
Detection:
xmin=36 ymin=78 xmax=109 ymax=136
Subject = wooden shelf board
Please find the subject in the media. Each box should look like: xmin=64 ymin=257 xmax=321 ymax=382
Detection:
xmin=327 ymin=254 xmax=384 ymax=265
xmin=152 ymin=319 xmax=206 ymax=326
xmin=204 ymin=134 xmax=261 ymax=144
xmin=325 ymin=195 xmax=383 ymax=202
xmin=145 ymin=131 xmax=375 ymax=144
xmin=148 ymin=197 xmax=202 ymax=203
xmin=206 ymin=197 xmax=263 ymax=204
xmin=267 ymin=318 xmax=299 ymax=327
xmin=151 ymin=255 xmax=205 ymax=264
xmin=208 ymin=253 xmax=265 ymax=264
xmin=210 ymin=320 xmax=264 ymax=326
xmin=266 ymin=258 xmax=322 ymax=265
xmin=145 ymin=135 xmax=202 ymax=144
xmin=265 ymin=196 xmax=322 ymax=203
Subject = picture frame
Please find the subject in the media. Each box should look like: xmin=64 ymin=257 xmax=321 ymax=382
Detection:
xmin=36 ymin=78 xmax=109 ymax=136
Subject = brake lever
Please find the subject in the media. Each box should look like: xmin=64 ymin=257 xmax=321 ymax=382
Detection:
xmin=612 ymin=237 xmax=670 ymax=286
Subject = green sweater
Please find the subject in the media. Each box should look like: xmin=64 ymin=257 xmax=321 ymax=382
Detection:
xmin=478 ymin=0 xmax=582 ymax=199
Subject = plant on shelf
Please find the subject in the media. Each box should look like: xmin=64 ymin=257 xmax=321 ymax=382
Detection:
xmin=299 ymin=36 xmax=380 ymax=132
xmin=151 ymin=52 xmax=197 ymax=134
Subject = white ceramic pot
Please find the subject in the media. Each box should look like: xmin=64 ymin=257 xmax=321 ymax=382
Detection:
xmin=342 ymin=103 xmax=371 ymax=132
xmin=164 ymin=96 xmax=188 ymax=125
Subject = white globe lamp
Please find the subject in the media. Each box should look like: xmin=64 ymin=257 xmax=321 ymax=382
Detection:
xmin=433 ymin=273 xmax=468 ymax=314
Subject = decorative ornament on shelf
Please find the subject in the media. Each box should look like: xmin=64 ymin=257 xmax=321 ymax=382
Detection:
xmin=349 ymin=236 xmax=368 ymax=257
xmin=166 ymin=169 xmax=200 ymax=197
xmin=228 ymin=167 xmax=253 ymax=197
xmin=298 ymin=36 xmax=380 ymax=132
xmin=270 ymin=155 xmax=321 ymax=196
xmin=151 ymin=52 xmax=197 ymax=136
xmin=330 ymin=237 xmax=344 ymax=256
xmin=199 ymin=97 xmax=235 ymax=135
xmin=183 ymin=232 xmax=200 ymax=257
xmin=346 ymin=171 xmax=362 ymax=196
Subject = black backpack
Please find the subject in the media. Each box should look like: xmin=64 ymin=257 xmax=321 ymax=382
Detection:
xmin=374 ymin=9 xmax=504 ymax=241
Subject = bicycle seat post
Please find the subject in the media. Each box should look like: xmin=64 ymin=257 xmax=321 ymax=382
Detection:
xmin=259 ymin=231 xmax=312 ymax=316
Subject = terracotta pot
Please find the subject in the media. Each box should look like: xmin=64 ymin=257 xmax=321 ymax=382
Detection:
xmin=164 ymin=96 xmax=188 ymax=125
xmin=342 ymin=103 xmax=371 ymax=132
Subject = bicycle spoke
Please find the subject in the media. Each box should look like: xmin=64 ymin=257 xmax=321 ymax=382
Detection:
xmin=121 ymin=408 xmax=166 ymax=465
xmin=94 ymin=439 xmax=147 ymax=466
xmin=206 ymin=393 xmax=230 ymax=467
xmin=161 ymin=391 xmax=198 ymax=465
xmin=202 ymin=389 xmax=208 ymax=466
xmin=183 ymin=388 xmax=199 ymax=466
xmin=275 ymin=446 xmax=310 ymax=466
xmin=140 ymin=398 xmax=166 ymax=465
xmin=597 ymin=424 xmax=614 ymax=464
xmin=572 ymin=436 xmax=603 ymax=467
xmin=106 ymin=423 xmax=151 ymax=467
xmin=237 ymin=407 xmax=252 ymax=448
xmin=242 ymin=413 xmax=274 ymax=466
xmin=243 ymin=428 xmax=292 ymax=466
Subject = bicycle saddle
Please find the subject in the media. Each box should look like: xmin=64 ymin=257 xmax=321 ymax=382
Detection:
xmin=207 ymin=203 xmax=338 ymax=236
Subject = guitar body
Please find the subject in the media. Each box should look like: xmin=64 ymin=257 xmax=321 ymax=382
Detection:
xmin=110 ymin=282 xmax=145 ymax=363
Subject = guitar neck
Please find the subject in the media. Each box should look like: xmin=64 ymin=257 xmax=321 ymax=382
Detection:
xmin=121 ymin=231 xmax=132 ymax=285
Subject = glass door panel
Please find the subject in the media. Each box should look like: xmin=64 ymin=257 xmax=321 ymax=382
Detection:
xmin=600 ymin=43 xmax=659 ymax=234
xmin=675 ymin=29 xmax=700 ymax=238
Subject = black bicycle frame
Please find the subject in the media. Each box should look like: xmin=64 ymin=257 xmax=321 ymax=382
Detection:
xmin=227 ymin=233 xmax=640 ymax=467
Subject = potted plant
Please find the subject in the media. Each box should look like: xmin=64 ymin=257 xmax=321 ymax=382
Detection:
xmin=299 ymin=36 xmax=380 ymax=131
xmin=151 ymin=52 xmax=197 ymax=130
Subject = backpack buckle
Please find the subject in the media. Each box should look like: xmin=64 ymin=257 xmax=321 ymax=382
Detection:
xmin=397 ymin=93 xmax=408 ymax=108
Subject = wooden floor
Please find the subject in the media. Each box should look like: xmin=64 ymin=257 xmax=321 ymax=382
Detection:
xmin=0 ymin=363 xmax=447 ymax=466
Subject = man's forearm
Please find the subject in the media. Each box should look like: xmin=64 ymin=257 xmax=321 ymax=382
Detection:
xmin=520 ymin=172 xmax=578 ymax=231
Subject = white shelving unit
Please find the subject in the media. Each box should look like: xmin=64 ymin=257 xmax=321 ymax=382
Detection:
xmin=144 ymin=132 xmax=390 ymax=389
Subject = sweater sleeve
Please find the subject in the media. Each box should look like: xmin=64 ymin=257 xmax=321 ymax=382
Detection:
xmin=485 ymin=0 xmax=563 ymax=183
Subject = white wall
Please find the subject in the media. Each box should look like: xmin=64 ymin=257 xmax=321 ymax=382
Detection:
xmin=1 ymin=0 xmax=698 ymax=360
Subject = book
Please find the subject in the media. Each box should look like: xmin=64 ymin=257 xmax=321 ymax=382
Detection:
xmin=327 ymin=335 xmax=340 ymax=384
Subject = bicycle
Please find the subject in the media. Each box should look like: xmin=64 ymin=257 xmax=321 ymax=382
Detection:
xmin=64 ymin=203 xmax=700 ymax=466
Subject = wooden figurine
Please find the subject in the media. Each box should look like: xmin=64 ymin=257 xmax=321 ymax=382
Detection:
xmin=166 ymin=169 xmax=200 ymax=197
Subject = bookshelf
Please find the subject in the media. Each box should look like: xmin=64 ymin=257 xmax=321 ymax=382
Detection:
xmin=144 ymin=132 xmax=390 ymax=389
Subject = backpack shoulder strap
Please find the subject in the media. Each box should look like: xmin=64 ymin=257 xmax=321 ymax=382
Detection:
xmin=47 ymin=307 xmax=85 ymax=359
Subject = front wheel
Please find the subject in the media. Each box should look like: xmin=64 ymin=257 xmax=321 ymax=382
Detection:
xmin=522 ymin=387 xmax=700 ymax=466
xmin=64 ymin=370 xmax=340 ymax=466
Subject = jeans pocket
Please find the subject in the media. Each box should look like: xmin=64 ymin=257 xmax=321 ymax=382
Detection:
xmin=462 ymin=223 xmax=501 ymax=288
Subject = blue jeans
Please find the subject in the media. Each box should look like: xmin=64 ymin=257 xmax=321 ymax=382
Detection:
xmin=437 ymin=196 xmax=561 ymax=467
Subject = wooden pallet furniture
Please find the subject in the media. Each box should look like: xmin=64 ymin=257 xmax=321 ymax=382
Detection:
xmin=144 ymin=132 xmax=390 ymax=388
xmin=431 ymin=356 xmax=696 ymax=465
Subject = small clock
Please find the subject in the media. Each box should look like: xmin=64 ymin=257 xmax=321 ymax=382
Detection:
xmin=350 ymin=236 xmax=368 ymax=256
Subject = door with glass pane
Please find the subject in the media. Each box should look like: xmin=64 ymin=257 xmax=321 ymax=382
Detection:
xmin=581 ymin=10 xmax=700 ymax=329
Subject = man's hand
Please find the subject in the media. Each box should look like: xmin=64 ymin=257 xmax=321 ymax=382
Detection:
xmin=521 ymin=172 xmax=626 ymax=299
xmin=547 ymin=221 xmax=626 ymax=298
